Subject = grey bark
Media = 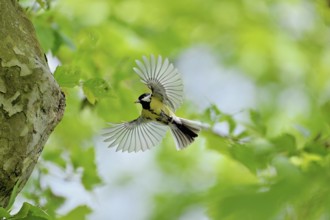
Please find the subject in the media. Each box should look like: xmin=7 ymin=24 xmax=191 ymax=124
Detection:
xmin=0 ymin=0 xmax=65 ymax=207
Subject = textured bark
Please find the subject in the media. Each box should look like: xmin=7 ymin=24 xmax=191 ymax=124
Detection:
xmin=0 ymin=0 xmax=65 ymax=207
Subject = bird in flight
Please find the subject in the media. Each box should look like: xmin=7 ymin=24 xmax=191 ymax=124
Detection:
xmin=103 ymin=55 xmax=203 ymax=152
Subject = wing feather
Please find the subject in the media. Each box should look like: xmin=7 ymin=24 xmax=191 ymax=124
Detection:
xmin=133 ymin=55 xmax=184 ymax=111
xmin=103 ymin=117 xmax=168 ymax=152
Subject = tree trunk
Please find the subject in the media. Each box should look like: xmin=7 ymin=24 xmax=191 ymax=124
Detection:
xmin=0 ymin=0 xmax=65 ymax=207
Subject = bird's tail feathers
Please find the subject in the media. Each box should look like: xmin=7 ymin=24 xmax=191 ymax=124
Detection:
xmin=169 ymin=117 xmax=203 ymax=150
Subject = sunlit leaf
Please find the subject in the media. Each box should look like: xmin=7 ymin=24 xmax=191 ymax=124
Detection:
xmin=11 ymin=202 xmax=51 ymax=220
xmin=321 ymin=101 xmax=330 ymax=125
xmin=204 ymin=130 xmax=231 ymax=156
xmin=58 ymin=205 xmax=92 ymax=220
xmin=34 ymin=19 xmax=55 ymax=52
xmin=42 ymin=188 xmax=66 ymax=217
xmin=42 ymin=147 xmax=67 ymax=168
xmin=70 ymin=147 xmax=102 ymax=190
xmin=271 ymin=155 xmax=302 ymax=180
xmin=249 ymin=109 xmax=267 ymax=135
xmin=220 ymin=114 xmax=236 ymax=134
xmin=53 ymin=29 xmax=76 ymax=53
xmin=82 ymin=78 xmax=111 ymax=104
xmin=304 ymin=134 xmax=330 ymax=156
xmin=229 ymin=144 xmax=261 ymax=173
xmin=82 ymin=86 xmax=96 ymax=105
xmin=5 ymin=181 xmax=20 ymax=211
xmin=202 ymin=104 xmax=223 ymax=125
xmin=0 ymin=207 xmax=10 ymax=218
xmin=54 ymin=66 xmax=80 ymax=88
xmin=36 ymin=0 xmax=46 ymax=8
xmin=271 ymin=133 xmax=297 ymax=155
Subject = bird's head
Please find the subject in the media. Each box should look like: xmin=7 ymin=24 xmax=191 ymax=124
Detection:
xmin=135 ymin=93 xmax=152 ymax=109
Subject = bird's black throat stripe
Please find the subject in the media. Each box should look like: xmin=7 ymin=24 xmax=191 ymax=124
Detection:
xmin=140 ymin=101 xmax=151 ymax=110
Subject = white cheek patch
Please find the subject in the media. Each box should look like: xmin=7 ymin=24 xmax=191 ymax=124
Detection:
xmin=142 ymin=95 xmax=151 ymax=102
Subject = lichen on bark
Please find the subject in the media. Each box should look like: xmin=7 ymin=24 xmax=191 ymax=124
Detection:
xmin=0 ymin=0 xmax=65 ymax=207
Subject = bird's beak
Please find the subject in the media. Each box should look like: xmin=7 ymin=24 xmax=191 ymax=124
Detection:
xmin=134 ymin=100 xmax=140 ymax=104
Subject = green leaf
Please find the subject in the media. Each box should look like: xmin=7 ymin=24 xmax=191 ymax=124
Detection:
xmin=270 ymin=133 xmax=297 ymax=155
xmin=220 ymin=114 xmax=237 ymax=134
xmin=235 ymin=130 xmax=249 ymax=139
xmin=229 ymin=144 xmax=260 ymax=173
xmin=202 ymin=104 xmax=222 ymax=125
xmin=36 ymin=24 xmax=55 ymax=51
xmin=271 ymin=155 xmax=302 ymax=180
xmin=54 ymin=66 xmax=81 ymax=88
xmin=249 ymin=110 xmax=267 ymax=135
xmin=230 ymin=140 xmax=276 ymax=173
xmin=0 ymin=207 xmax=10 ymax=218
xmin=209 ymin=103 xmax=222 ymax=116
xmin=82 ymin=86 xmax=96 ymax=105
xmin=321 ymin=101 xmax=330 ymax=125
xmin=71 ymin=147 xmax=102 ymax=190
xmin=42 ymin=188 xmax=66 ymax=218
xmin=11 ymin=202 xmax=51 ymax=220
xmin=42 ymin=147 xmax=67 ymax=168
xmin=304 ymin=134 xmax=330 ymax=156
xmin=36 ymin=0 xmax=46 ymax=9
xmin=82 ymin=78 xmax=111 ymax=104
xmin=58 ymin=205 xmax=92 ymax=220
xmin=202 ymin=104 xmax=236 ymax=134
xmin=53 ymin=29 xmax=76 ymax=53
xmin=6 ymin=180 xmax=20 ymax=210
xmin=204 ymin=130 xmax=231 ymax=155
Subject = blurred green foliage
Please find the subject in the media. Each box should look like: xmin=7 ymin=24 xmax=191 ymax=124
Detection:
xmin=7 ymin=0 xmax=330 ymax=219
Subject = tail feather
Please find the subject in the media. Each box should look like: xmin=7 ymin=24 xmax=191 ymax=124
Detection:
xmin=170 ymin=117 xmax=202 ymax=150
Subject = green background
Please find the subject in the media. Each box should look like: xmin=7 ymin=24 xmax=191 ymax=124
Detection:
xmin=6 ymin=0 xmax=330 ymax=219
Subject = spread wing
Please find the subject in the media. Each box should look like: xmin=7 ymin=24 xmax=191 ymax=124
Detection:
xmin=133 ymin=55 xmax=184 ymax=111
xmin=103 ymin=117 xmax=168 ymax=152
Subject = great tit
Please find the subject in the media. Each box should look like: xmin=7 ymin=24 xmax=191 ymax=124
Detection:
xmin=103 ymin=55 xmax=202 ymax=152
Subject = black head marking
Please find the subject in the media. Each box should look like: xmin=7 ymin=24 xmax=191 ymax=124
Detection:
xmin=137 ymin=93 xmax=151 ymax=109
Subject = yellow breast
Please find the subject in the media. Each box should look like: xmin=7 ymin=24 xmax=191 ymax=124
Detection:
xmin=141 ymin=96 xmax=173 ymax=120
